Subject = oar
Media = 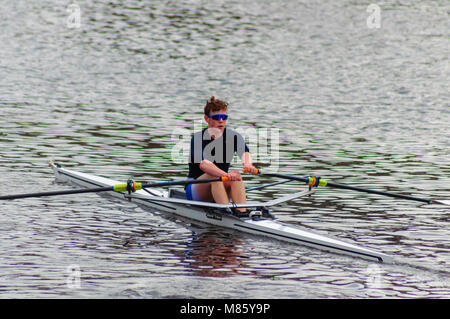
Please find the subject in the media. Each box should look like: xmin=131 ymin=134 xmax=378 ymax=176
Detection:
xmin=0 ymin=177 xmax=229 ymax=200
xmin=244 ymin=169 xmax=449 ymax=206
xmin=246 ymin=179 xmax=295 ymax=192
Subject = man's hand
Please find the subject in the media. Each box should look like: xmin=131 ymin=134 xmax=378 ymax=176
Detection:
xmin=243 ymin=164 xmax=258 ymax=175
xmin=225 ymin=170 xmax=242 ymax=181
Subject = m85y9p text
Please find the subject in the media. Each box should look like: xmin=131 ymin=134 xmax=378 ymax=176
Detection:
xmin=180 ymin=302 xmax=270 ymax=317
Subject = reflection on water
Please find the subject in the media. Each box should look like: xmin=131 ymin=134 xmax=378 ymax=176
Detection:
xmin=184 ymin=229 xmax=247 ymax=277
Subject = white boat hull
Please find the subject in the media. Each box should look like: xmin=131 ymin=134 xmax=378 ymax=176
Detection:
xmin=50 ymin=163 xmax=393 ymax=263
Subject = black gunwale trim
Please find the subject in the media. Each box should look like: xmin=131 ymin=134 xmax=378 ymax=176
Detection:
xmin=233 ymin=223 xmax=383 ymax=262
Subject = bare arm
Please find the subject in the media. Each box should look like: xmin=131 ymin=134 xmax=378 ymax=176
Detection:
xmin=199 ymin=159 xmax=242 ymax=181
xmin=199 ymin=159 xmax=228 ymax=177
xmin=241 ymin=152 xmax=258 ymax=174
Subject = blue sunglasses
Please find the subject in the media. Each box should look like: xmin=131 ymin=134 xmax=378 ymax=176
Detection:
xmin=208 ymin=114 xmax=228 ymax=121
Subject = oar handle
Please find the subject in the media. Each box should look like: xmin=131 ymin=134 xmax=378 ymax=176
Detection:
xmin=243 ymin=168 xmax=259 ymax=174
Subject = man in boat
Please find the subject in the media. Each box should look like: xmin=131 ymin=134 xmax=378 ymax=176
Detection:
xmin=186 ymin=96 xmax=258 ymax=215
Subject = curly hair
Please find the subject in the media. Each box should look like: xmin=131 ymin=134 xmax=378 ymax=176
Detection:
xmin=204 ymin=96 xmax=228 ymax=115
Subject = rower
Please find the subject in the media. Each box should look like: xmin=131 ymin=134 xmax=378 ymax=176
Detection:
xmin=186 ymin=96 xmax=258 ymax=215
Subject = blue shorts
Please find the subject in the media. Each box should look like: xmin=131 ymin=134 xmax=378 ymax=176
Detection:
xmin=186 ymin=180 xmax=204 ymax=201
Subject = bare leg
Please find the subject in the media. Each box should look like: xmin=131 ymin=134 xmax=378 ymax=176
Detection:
xmin=194 ymin=174 xmax=247 ymax=213
xmin=194 ymin=173 xmax=228 ymax=203
xmin=210 ymin=181 xmax=230 ymax=204
xmin=225 ymin=181 xmax=247 ymax=213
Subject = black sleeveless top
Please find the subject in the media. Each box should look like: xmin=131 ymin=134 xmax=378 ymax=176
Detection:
xmin=188 ymin=128 xmax=249 ymax=179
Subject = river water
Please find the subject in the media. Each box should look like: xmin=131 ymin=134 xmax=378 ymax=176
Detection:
xmin=0 ymin=0 xmax=449 ymax=298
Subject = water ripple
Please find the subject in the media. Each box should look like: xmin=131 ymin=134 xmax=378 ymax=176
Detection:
xmin=0 ymin=0 xmax=449 ymax=298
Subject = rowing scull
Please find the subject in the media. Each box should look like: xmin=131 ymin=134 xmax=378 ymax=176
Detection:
xmin=49 ymin=162 xmax=393 ymax=263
